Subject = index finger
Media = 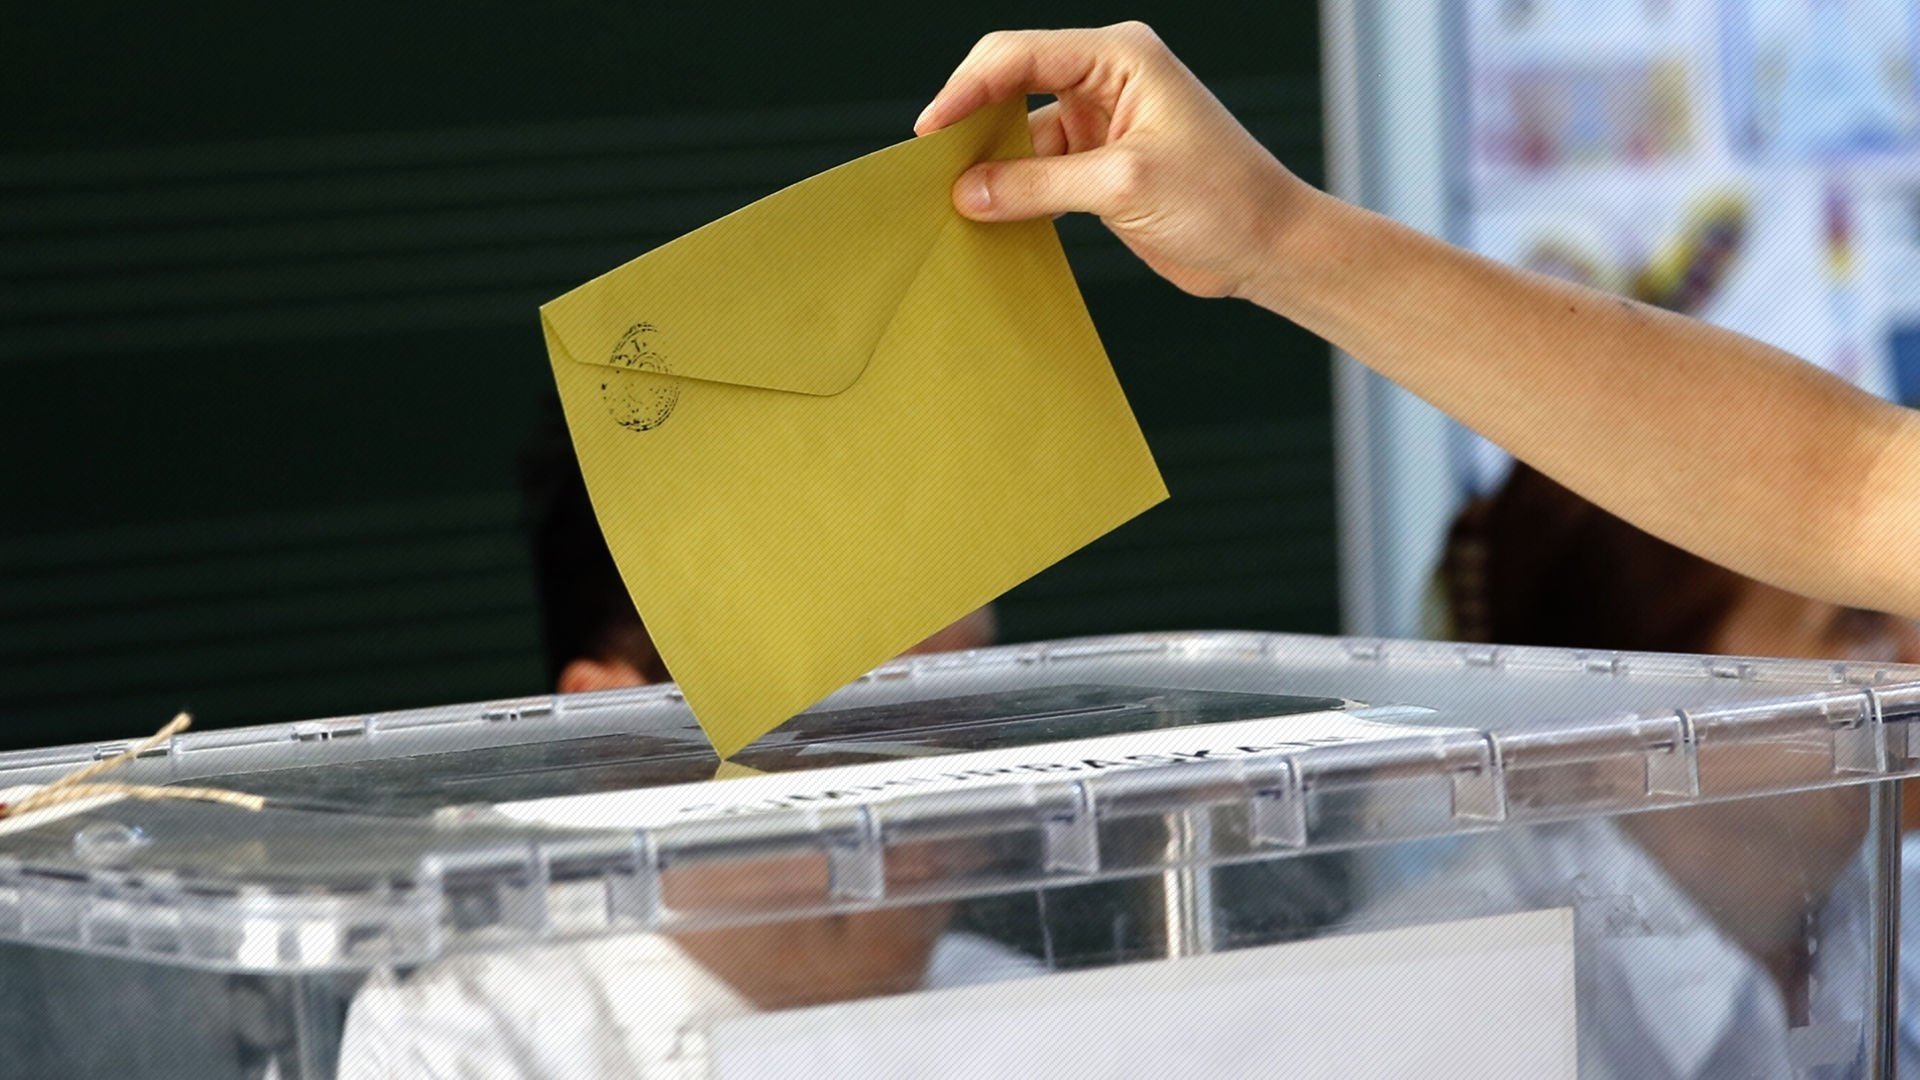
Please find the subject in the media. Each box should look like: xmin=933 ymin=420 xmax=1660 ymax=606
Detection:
xmin=913 ymin=25 xmax=1145 ymax=135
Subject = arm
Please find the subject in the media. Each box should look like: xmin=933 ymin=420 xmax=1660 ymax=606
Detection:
xmin=1264 ymin=192 xmax=1920 ymax=619
xmin=918 ymin=23 xmax=1920 ymax=620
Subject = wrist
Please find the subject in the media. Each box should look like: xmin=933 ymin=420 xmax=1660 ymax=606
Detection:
xmin=1229 ymin=178 xmax=1349 ymax=318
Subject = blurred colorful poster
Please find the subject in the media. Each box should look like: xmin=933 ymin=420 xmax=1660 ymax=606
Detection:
xmin=1721 ymin=0 xmax=1920 ymax=160
xmin=1472 ymin=177 xmax=1834 ymax=360
xmin=1464 ymin=0 xmax=1710 ymax=175
xmin=1452 ymin=0 xmax=1917 ymax=489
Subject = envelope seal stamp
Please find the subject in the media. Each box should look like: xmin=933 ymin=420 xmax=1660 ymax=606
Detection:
xmin=603 ymin=322 xmax=680 ymax=431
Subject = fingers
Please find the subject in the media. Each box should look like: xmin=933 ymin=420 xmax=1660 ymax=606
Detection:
xmin=1028 ymin=102 xmax=1068 ymax=158
xmin=917 ymin=30 xmax=1097 ymax=135
xmin=953 ymin=144 xmax=1139 ymax=222
xmin=1024 ymin=106 xmax=1077 ymax=220
xmin=914 ymin=23 xmax=1162 ymax=135
xmin=1029 ymin=99 xmax=1116 ymax=158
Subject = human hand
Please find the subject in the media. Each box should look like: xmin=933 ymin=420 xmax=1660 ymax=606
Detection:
xmin=915 ymin=22 xmax=1315 ymax=300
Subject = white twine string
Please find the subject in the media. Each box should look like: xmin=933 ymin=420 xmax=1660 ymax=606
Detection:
xmin=0 ymin=712 xmax=265 ymax=824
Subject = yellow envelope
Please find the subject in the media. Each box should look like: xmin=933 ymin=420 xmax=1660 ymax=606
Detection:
xmin=540 ymin=98 xmax=1166 ymax=757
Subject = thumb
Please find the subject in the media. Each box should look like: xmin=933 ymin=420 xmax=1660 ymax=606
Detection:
xmin=953 ymin=146 xmax=1135 ymax=222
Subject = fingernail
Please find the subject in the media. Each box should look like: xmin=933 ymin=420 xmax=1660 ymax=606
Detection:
xmin=914 ymin=102 xmax=937 ymax=133
xmin=957 ymin=170 xmax=991 ymax=215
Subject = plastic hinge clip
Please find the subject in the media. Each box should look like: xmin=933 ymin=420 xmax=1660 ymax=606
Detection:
xmin=607 ymin=832 xmax=665 ymax=928
xmin=1244 ymin=757 xmax=1308 ymax=848
xmin=1863 ymin=687 xmax=1920 ymax=764
xmin=1041 ymin=782 xmax=1100 ymax=874
xmin=1905 ymin=696 xmax=1920 ymax=765
xmin=826 ymin=806 xmax=886 ymax=902
xmin=427 ymin=846 xmax=550 ymax=935
xmin=1645 ymin=711 xmax=1701 ymax=798
xmin=1450 ymin=734 xmax=1508 ymax=822
xmin=501 ymin=847 xmax=551 ymax=932
xmin=1830 ymin=694 xmax=1887 ymax=776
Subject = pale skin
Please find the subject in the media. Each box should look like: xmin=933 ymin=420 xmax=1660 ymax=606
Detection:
xmin=915 ymin=22 xmax=1920 ymax=622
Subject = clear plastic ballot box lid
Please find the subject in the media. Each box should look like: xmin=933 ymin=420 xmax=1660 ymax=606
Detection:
xmin=0 ymin=630 xmax=1917 ymax=974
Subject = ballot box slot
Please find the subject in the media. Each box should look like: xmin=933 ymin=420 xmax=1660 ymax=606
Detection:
xmin=750 ymin=685 xmax=1350 ymax=756
xmin=203 ymin=733 xmax=715 ymax=813
xmin=177 ymin=684 xmax=1353 ymax=812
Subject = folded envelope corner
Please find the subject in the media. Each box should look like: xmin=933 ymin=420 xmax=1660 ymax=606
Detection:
xmin=533 ymin=103 xmax=1031 ymax=401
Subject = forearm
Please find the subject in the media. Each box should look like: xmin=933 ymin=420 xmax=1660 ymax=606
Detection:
xmin=1247 ymin=188 xmax=1920 ymax=619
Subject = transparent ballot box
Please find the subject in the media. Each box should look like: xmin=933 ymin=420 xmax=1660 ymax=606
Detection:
xmin=1 ymin=632 xmax=1917 ymax=1079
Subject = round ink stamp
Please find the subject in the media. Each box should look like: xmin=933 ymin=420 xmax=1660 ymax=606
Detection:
xmin=602 ymin=322 xmax=681 ymax=431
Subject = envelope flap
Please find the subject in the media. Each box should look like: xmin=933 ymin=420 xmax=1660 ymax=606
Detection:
xmin=540 ymin=99 xmax=1030 ymax=397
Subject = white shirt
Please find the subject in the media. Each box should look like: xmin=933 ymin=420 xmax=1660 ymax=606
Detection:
xmin=337 ymin=931 xmax=1042 ymax=1079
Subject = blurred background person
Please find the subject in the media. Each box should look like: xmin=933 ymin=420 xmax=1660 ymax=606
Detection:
xmin=1349 ymin=461 xmax=1920 ymax=1079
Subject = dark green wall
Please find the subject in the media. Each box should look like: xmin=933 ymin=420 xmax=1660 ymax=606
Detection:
xmin=0 ymin=4 xmax=1336 ymax=749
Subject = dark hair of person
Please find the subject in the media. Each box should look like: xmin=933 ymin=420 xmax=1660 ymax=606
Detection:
xmin=1443 ymin=463 xmax=1745 ymax=655
xmin=520 ymin=405 xmax=665 ymax=685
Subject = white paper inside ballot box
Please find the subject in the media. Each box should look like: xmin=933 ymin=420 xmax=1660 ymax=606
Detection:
xmin=705 ymin=908 xmax=1577 ymax=1080
xmin=497 ymin=707 xmax=1456 ymax=830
